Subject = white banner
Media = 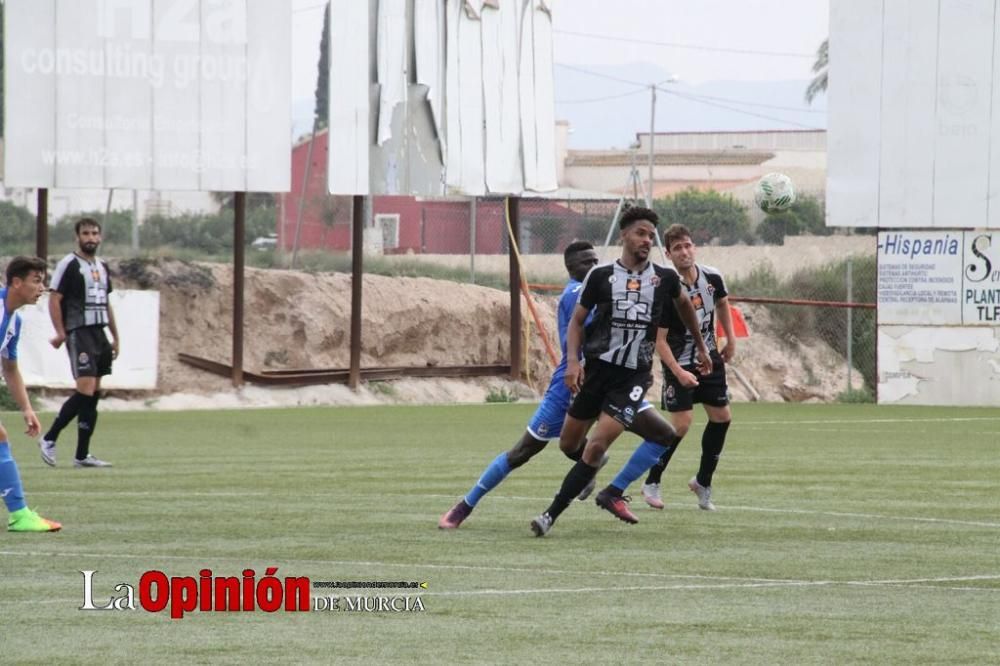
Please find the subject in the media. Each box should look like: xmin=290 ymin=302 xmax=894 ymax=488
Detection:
xmin=3 ymin=0 xmax=291 ymax=193
xmin=878 ymin=230 xmax=1000 ymax=325
xmin=16 ymin=291 xmax=159 ymax=390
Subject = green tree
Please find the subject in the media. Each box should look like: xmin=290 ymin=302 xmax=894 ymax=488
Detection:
xmin=0 ymin=201 xmax=35 ymax=252
xmin=756 ymin=194 xmax=829 ymax=244
xmin=653 ymin=188 xmax=751 ymax=246
xmin=806 ymin=38 xmax=828 ymax=104
xmin=314 ymin=2 xmax=330 ymax=129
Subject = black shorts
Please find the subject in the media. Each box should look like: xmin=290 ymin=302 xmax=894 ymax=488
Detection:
xmin=662 ymin=352 xmax=729 ymax=412
xmin=567 ymin=360 xmax=651 ymax=428
xmin=66 ymin=327 xmax=113 ymax=379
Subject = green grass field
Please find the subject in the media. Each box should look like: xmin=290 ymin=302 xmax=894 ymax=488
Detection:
xmin=1 ymin=403 xmax=998 ymax=664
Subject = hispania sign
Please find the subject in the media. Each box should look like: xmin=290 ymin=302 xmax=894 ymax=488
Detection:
xmin=3 ymin=0 xmax=290 ymax=193
xmin=877 ymin=231 xmax=1000 ymax=325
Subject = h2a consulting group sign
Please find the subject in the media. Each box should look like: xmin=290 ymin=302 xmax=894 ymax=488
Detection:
xmin=3 ymin=0 xmax=291 ymax=193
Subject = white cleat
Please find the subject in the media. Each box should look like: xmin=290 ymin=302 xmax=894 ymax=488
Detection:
xmin=688 ymin=477 xmax=716 ymax=511
xmin=641 ymin=482 xmax=664 ymax=510
xmin=530 ymin=512 xmax=553 ymax=537
xmin=74 ymin=455 xmax=113 ymax=468
xmin=39 ymin=439 xmax=57 ymax=467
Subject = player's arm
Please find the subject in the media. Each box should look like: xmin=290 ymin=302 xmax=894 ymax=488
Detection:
xmin=656 ymin=327 xmax=698 ymax=388
xmin=1 ymin=359 xmax=41 ymax=437
xmin=672 ymin=289 xmax=712 ymax=375
xmin=107 ymin=301 xmax=120 ymax=359
xmin=716 ymin=295 xmax=736 ymax=363
xmin=48 ymin=291 xmax=66 ymax=349
xmin=564 ymin=304 xmax=588 ymax=393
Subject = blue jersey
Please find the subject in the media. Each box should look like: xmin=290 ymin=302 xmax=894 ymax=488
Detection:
xmin=550 ymin=279 xmax=585 ymax=387
xmin=527 ymin=279 xmax=595 ymax=440
xmin=0 ymin=288 xmax=23 ymax=361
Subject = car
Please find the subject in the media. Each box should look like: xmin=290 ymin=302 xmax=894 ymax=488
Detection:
xmin=250 ymin=234 xmax=278 ymax=251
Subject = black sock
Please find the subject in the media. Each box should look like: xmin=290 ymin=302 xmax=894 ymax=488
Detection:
xmin=544 ymin=460 xmax=597 ymax=520
xmin=75 ymin=394 xmax=100 ymax=461
xmin=697 ymin=421 xmax=730 ymax=488
xmin=644 ymin=437 xmax=682 ymax=485
xmin=562 ymin=442 xmax=584 ymax=462
xmin=44 ymin=392 xmax=88 ymax=442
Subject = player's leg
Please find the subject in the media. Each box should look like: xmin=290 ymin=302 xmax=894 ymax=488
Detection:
xmin=1 ymin=422 xmax=61 ymax=532
xmin=39 ymin=331 xmax=89 ymax=466
xmin=641 ymin=409 xmax=692 ymax=508
xmin=532 ymin=412 xmax=624 ymax=536
xmin=75 ymin=332 xmax=113 ymax=468
xmin=439 ymin=431 xmax=548 ymax=529
xmin=689 ymin=403 xmax=731 ymax=511
xmin=595 ymin=406 xmax=678 ymax=522
xmin=439 ymin=389 xmax=569 ymax=529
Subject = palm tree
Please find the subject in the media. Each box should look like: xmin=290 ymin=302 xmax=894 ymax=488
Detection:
xmin=805 ymin=38 xmax=828 ymax=104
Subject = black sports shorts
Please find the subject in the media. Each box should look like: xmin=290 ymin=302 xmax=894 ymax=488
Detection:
xmin=66 ymin=327 xmax=113 ymax=379
xmin=567 ymin=359 xmax=651 ymax=428
xmin=661 ymin=352 xmax=729 ymax=412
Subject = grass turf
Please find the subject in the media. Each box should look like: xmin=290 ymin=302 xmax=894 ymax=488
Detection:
xmin=1 ymin=403 xmax=997 ymax=664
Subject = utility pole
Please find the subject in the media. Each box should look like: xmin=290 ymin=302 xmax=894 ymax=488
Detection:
xmin=647 ymin=84 xmax=656 ymax=207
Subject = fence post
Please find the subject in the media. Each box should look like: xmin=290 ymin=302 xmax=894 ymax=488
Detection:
xmin=846 ymin=256 xmax=854 ymax=393
xmin=470 ymin=198 xmax=476 ymax=284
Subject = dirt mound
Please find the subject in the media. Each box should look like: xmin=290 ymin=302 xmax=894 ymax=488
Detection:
xmin=109 ymin=258 xmax=860 ymax=404
xmin=112 ymin=258 xmax=556 ymax=397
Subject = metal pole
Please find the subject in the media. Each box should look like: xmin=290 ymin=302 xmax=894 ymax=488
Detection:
xmin=508 ymin=197 xmax=522 ymax=380
xmin=470 ymin=198 xmax=477 ymax=284
xmin=846 ymin=257 xmax=854 ymax=392
xmin=232 ymin=192 xmax=246 ymax=387
xmin=647 ymin=84 xmax=655 ymax=208
xmin=36 ymin=189 xmax=48 ymax=260
xmin=349 ymin=194 xmax=364 ymax=390
xmin=291 ymin=117 xmax=320 ymax=268
xmin=131 ymin=190 xmax=140 ymax=251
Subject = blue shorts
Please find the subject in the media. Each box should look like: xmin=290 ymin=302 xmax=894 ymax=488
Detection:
xmin=526 ymin=381 xmax=654 ymax=442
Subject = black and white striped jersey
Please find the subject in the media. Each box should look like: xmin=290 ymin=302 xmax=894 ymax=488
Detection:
xmin=577 ymin=260 xmax=681 ymax=371
xmin=662 ymin=264 xmax=728 ymax=367
xmin=50 ymin=253 xmax=113 ymax=332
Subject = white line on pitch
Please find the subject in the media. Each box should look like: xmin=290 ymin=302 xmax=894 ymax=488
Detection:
xmin=417 ymin=494 xmax=1000 ymax=528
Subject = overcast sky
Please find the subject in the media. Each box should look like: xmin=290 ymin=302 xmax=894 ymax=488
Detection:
xmin=289 ymin=0 xmax=829 ymax=140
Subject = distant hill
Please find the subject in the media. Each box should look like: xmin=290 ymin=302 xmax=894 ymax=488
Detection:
xmin=555 ymin=62 xmax=827 ymax=149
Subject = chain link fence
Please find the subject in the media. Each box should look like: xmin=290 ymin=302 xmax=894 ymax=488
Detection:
xmin=0 ymin=187 xmax=877 ymax=401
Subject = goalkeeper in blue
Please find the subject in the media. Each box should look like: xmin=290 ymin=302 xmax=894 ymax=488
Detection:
xmin=439 ymin=240 xmax=657 ymax=529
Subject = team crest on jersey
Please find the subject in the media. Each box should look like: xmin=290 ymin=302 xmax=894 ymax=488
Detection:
xmin=78 ymin=352 xmax=90 ymax=365
xmin=608 ymin=275 xmax=617 ymax=284
xmin=650 ymin=275 xmax=661 ymax=287
xmin=691 ymin=293 xmax=705 ymax=310
xmin=626 ymin=278 xmax=641 ymax=291
xmin=665 ymin=385 xmax=675 ymax=399
xmin=706 ymin=284 xmax=715 ymax=296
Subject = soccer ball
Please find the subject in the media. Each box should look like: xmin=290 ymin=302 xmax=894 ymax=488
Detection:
xmin=754 ymin=172 xmax=796 ymax=213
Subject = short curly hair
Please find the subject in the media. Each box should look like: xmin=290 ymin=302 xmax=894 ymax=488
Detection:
xmin=618 ymin=204 xmax=659 ymax=230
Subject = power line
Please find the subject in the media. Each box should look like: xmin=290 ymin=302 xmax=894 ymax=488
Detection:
xmin=555 ymin=62 xmax=650 ymax=87
xmin=554 ymin=28 xmax=816 ymax=59
xmin=557 ymin=63 xmax=826 ymax=120
xmin=655 ymin=84 xmax=822 ymax=130
xmin=556 ymin=87 xmax=649 ymax=104
xmin=676 ymin=91 xmax=826 ymax=115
